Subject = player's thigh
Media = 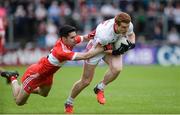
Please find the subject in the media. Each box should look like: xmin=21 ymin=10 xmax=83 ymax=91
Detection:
xmin=81 ymin=62 xmax=97 ymax=82
xmin=39 ymin=75 xmax=53 ymax=96
xmin=103 ymin=54 xmax=123 ymax=70
xmin=16 ymin=85 xmax=30 ymax=105
xmin=39 ymin=85 xmax=52 ymax=97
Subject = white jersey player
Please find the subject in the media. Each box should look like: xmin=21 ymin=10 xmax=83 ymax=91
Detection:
xmin=95 ymin=18 xmax=134 ymax=46
xmin=65 ymin=12 xmax=136 ymax=114
xmin=86 ymin=18 xmax=134 ymax=65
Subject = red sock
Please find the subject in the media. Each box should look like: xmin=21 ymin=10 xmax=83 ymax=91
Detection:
xmin=10 ymin=76 xmax=17 ymax=82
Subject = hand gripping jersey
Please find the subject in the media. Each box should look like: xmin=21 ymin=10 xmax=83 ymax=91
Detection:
xmin=94 ymin=18 xmax=134 ymax=46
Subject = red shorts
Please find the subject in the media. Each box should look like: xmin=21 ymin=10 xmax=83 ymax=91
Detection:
xmin=21 ymin=64 xmax=53 ymax=94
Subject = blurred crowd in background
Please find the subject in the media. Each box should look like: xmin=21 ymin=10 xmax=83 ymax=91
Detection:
xmin=0 ymin=0 xmax=180 ymax=51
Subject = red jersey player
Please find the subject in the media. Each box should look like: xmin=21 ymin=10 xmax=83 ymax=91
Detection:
xmin=1 ymin=25 xmax=107 ymax=106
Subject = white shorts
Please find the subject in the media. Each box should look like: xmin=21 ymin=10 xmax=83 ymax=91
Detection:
xmin=85 ymin=39 xmax=106 ymax=65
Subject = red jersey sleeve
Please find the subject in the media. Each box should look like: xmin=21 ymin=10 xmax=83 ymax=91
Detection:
xmin=74 ymin=35 xmax=83 ymax=44
xmin=61 ymin=50 xmax=76 ymax=60
xmin=51 ymin=39 xmax=76 ymax=63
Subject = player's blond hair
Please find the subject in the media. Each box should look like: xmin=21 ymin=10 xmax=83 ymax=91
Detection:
xmin=115 ymin=12 xmax=131 ymax=25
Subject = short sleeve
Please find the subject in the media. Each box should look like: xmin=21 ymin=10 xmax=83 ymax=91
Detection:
xmin=75 ymin=35 xmax=83 ymax=44
xmin=61 ymin=50 xmax=76 ymax=60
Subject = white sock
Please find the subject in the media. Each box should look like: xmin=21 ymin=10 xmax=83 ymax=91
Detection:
xmin=11 ymin=79 xmax=18 ymax=84
xmin=97 ymin=82 xmax=106 ymax=91
xmin=66 ymin=96 xmax=74 ymax=105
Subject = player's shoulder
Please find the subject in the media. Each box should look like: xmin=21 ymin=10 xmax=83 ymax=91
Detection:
xmin=96 ymin=19 xmax=114 ymax=33
xmin=129 ymin=22 xmax=134 ymax=29
xmin=129 ymin=22 xmax=134 ymax=26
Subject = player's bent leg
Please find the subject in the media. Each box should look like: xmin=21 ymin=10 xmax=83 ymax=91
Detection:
xmin=15 ymin=85 xmax=30 ymax=106
xmin=31 ymin=75 xmax=52 ymax=97
xmin=94 ymin=55 xmax=123 ymax=105
xmin=103 ymin=54 xmax=123 ymax=85
xmin=38 ymin=85 xmax=52 ymax=97
xmin=71 ymin=62 xmax=97 ymax=99
xmin=1 ymin=71 xmax=19 ymax=84
xmin=65 ymin=62 xmax=97 ymax=114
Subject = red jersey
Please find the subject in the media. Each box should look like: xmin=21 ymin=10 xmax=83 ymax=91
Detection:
xmin=37 ymin=35 xmax=83 ymax=77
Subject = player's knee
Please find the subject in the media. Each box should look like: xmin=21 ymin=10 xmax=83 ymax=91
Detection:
xmin=41 ymin=93 xmax=48 ymax=97
xmin=15 ymin=100 xmax=26 ymax=106
xmin=40 ymin=92 xmax=49 ymax=97
xmin=81 ymin=79 xmax=91 ymax=87
xmin=111 ymin=67 xmax=122 ymax=75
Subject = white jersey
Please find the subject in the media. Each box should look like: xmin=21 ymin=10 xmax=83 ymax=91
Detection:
xmin=94 ymin=18 xmax=134 ymax=46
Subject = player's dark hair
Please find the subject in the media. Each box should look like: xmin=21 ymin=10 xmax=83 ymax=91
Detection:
xmin=59 ymin=25 xmax=76 ymax=37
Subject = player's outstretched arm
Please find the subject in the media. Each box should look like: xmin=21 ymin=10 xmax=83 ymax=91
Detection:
xmin=73 ymin=44 xmax=104 ymax=60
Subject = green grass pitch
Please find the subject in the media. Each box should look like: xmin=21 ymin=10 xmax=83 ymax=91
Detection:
xmin=0 ymin=65 xmax=180 ymax=114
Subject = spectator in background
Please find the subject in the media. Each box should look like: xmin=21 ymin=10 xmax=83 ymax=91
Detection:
xmin=164 ymin=1 xmax=175 ymax=31
xmin=100 ymin=2 xmax=120 ymax=20
xmin=152 ymin=25 xmax=164 ymax=43
xmin=135 ymin=6 xmax=147 ymax=36
xmin=48 ymin=1 xmax=60 ymax=26
xmin=14 ymin=5 xmax=26 ymax=38
xmin=45 ymin=19 xmax=58 ymax=48
xmin=58 ymin=1 xmax=72 ymax=27
xmin=59 ymin=1 xmax=71 ymax=17
xmin=0 ymin=5 xmax=7 ymax=54
xmin=35 ymin=3 xmax=47 ymax=22
xmin=173 ymin=2 xmax=180 ymax=33
xmin=167 ymin=27 xmax=180 ymax=45
xmin=26 ymin=3 xmax=36 ymax=41
xmin=36 ymin=21 xmax=46 ymax=48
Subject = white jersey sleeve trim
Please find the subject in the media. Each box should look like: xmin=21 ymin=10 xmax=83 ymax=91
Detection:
xmin=80 ymin=36 xmax=84 ymax=42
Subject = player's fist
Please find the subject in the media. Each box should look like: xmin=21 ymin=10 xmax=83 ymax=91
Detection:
xmin=87 ymin=30 xmax=96 ymax=39
xmin=112 ymin=40 xmax=135 ymax=55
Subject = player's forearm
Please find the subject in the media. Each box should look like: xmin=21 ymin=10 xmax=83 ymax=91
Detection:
xmin=82 ymin=35 xmax=89 ymax=42
xmin=73 ymin=46 xmax=104 ymax=60
xmin=128 ymin=32 xmax=135 ymax=43
xmin=104 ymin=50 xmax=112 ymax=54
